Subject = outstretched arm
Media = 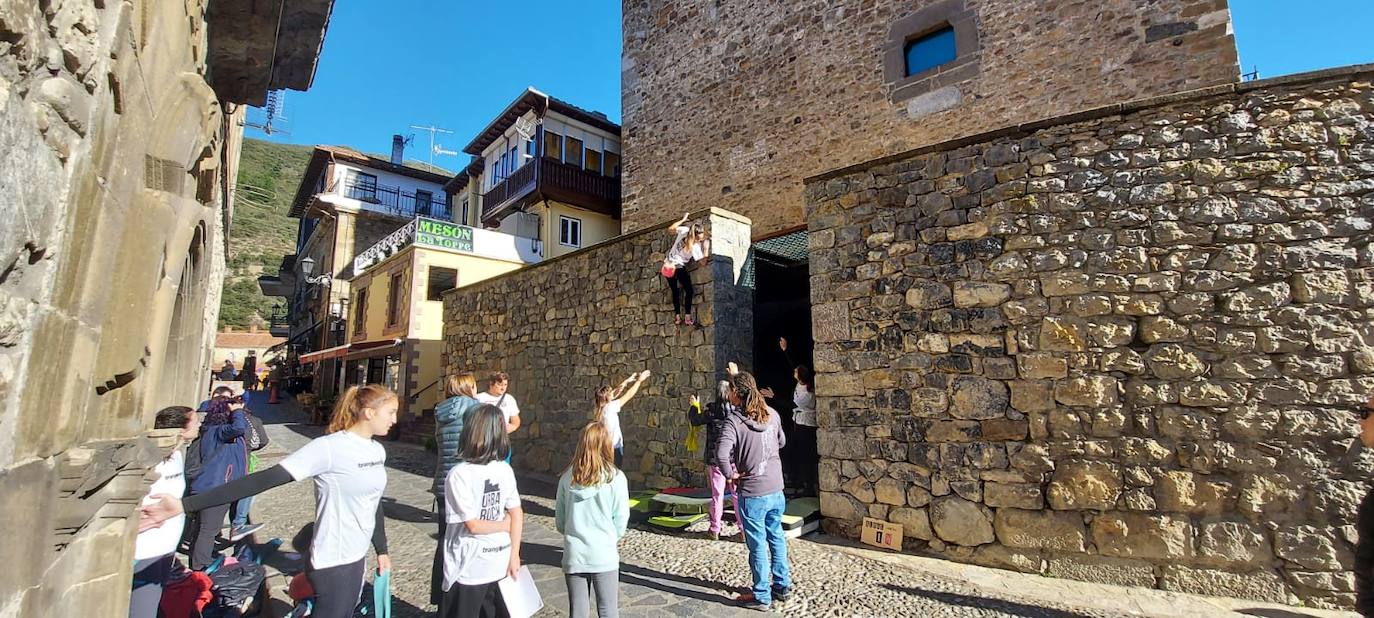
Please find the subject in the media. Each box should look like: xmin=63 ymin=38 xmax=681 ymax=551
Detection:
xmin=667 ymin=212 xmax=689 ymax=233
xmin=779 ymin=337 xmax=798 ymax=370
xmin=615 ymin=370 xmax=651 ymax=406
xmin=141 ymin=465 xmax=293 ymax=530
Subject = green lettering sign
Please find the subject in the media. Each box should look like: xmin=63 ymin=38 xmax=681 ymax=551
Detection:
xmin=415 ymin=217 xmax=474 ymax=253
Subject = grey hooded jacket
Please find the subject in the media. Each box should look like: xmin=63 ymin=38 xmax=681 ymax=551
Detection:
xmin=715 ymin=405 xmax=786 ymax=498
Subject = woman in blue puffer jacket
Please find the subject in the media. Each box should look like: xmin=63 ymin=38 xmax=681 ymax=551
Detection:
xmin=188 ymin=396 xmax=248 ymax=569
xmin=430 ymin=371 xmax=480 ymax=605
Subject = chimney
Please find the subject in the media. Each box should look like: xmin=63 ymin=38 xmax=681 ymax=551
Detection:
xmin=391 ymin=134 xmax=405 ymax=165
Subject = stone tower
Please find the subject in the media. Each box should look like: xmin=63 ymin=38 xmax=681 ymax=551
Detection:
xmin=621 ymin=0 xmax=1239 ymax=238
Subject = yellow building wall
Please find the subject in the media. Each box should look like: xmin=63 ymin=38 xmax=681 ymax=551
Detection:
xmin=410 ymin=247 xmax=525 ymax=341
xmin=410 ymin=338 xmax=447 ymax=418
xmin=346 ymin=248 xmax=413 ymax=343
xmin=346 ymin=245 xmax=525 ymax=422
xmin=541 ymin=201 xmax=621 ymax=259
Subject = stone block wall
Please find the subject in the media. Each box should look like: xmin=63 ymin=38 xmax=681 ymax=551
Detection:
xmin=622 ymin=0 xmax=1239 ymax=238
xmin=0 ymin=1 xmax=328 ymax=614
xmin=442 ymin=208 xmax=753 ymax=488
xmin=802 ymin=66 xmax=1374 ymax=609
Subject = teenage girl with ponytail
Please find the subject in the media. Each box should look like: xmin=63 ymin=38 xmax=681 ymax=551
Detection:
xmin=139 ymin=385 xmax=399 ymax=618
xmin=593 ymin=369 xmax=651 ymax=468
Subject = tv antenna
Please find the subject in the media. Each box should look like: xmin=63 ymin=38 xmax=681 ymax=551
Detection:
xmin=409 ymin=124 xmax=454 ymax=168
xmin=1242 ymin=65 xmax=1260 ymax=81
xmin=246 ymin=90 xmax=289 ymax=135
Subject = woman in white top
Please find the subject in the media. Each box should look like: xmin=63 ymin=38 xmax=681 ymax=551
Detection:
xmin=594 ymin=370 xmax=651 ymax=468
xmin=778 ymin=337 xmax=818 ymax=495
xmin=660 ymin=213 xmax=711 ymax=327
xmin=129 ymin=406 xmax=200 ymax=618
xmin=140 ymin=385 xmax=398 ymax=618
xmin=442 ymin=404 xmax=524 ymax=618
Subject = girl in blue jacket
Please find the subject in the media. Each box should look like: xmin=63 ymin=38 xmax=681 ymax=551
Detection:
xmin=187 ymin=396 xmax=249 ymax=569
xmin=556 ymin=422 xmax=629 ymax=618
xmin=431 ymin=372 xmax=481 ymax=606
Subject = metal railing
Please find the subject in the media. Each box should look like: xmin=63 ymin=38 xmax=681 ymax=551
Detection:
xmin=342 ymin=180 xmax=452 ymax=219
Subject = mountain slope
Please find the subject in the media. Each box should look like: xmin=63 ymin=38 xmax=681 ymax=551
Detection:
xmin=219 ymin=138 xmax=313 ymax=328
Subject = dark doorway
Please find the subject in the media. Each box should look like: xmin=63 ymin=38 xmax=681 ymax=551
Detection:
xmin=748 ymin=231 xmax=816 ymax=496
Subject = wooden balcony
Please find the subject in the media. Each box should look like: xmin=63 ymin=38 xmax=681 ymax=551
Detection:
xmin=481 ymin=157 xmax=620 ymax=225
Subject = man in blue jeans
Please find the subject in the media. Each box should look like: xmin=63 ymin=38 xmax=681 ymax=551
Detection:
xmin=716 ymin=369 xmax=792 ymax=610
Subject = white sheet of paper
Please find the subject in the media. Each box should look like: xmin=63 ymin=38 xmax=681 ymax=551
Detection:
xmin=497 ymin=566 xmax=543 ymax=618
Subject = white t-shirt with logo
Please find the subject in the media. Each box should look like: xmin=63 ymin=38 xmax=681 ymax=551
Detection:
xmin=444 ymin=460 xmax=521 ymax=588
xmin=476 ymin=391 xmax=520 ymax=423
xmin=601 ymin=400 xmax=624 ymax=449
xmin=280 ymin=431 xmax=388 ymax=569
xmin=134 ymin=450 xmax=187 ymax=560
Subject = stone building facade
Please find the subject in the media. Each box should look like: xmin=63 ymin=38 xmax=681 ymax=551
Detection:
xmin=442 ymin=208 xmax=753 ymax=488
xmin=621 ymin=0 xmax=1239 ymax=238
xmin=0 ymin=1 xmax=330 ymax=614
xmin=802 ymin=66 xmax=1374 ymax=608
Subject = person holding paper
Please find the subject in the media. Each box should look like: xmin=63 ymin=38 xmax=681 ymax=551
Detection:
xmin=442 ymin=404 xmax=525 ymax=618
xmin=556 ymin=422 xmax=630 ymax=618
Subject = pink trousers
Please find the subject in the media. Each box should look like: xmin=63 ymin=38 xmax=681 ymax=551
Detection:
xmin=707 ymin=465 xmax=742 ymax=534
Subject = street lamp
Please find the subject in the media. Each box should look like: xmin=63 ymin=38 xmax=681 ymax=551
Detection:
xmin=299 ymin=256 xmax=332 ymax=286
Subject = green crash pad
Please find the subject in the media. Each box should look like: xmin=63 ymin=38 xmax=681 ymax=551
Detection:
xmin=651 ymin=493 xmax=714 ymax=515
xmin=647 ymin=513 xmax=707 ymax=529
xmin=628 ymin=490 xmax=660 ymax=513
xmin=782 ymin=497 xmax=821 ymax=533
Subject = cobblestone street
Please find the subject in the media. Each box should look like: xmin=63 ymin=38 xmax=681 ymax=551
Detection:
xmin=244 ymin=395 xmax=1354 ymax=617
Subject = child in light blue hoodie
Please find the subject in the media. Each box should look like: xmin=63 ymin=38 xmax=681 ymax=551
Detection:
xmin=555 ymin=422 xmax=630 ymax=618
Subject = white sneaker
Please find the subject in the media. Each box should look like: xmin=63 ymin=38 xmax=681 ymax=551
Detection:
xmin=229 ymin=523 xmax=264 ymax=542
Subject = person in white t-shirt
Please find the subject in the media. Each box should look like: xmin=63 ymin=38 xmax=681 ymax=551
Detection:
xmin=659 ymin=213 xmax=711 ymax=327
xmin=594 ymin=370 xmax=651 ymax=468
xmin=442 ymin=404 xmax=524 ymax=618
xmin=475 ymin=371 xmax=520 ymax=464
xmin=129 ymin=405 xmax=199 ymax=618
xmin=140 ymin=385 xmax=399 ymax=618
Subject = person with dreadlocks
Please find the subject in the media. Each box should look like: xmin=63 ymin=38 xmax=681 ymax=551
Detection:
xmin=715 ymin=369 xmax=792 ymax=611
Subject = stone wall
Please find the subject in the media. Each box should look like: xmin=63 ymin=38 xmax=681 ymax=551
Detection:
xmin=622 ymin=0 xmax=1239 ymax=239
xmin=802 ymin=66 xmax=1374 ymax=609
xmin=442 ymin=208 xmax=752 ymax=488
xmin=0 ymin=1 xmax=328 ymax=614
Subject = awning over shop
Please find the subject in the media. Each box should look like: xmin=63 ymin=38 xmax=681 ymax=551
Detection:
xmin=344 ymin=339 xmax=403 ymax=361
xmin=298 ymin=339 xmax=404 ymax=365
xmin=298 ymin=343 xmax=349 ymax=364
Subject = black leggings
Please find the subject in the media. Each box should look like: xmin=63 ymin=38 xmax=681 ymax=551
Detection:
xmin=431 ymin=499 xmax=446 ymax=606
xmin=307 ymin=558 xmax=366 ymax=618
xmin=189 ymin=503 xmax=230 ymax=570
xmin=441 ymin=579 xmax=510 ymax=618
xmin=667 ymin=267 xmax=694 ymax=315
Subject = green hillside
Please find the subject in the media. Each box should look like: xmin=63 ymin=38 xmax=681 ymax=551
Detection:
xmin=219 ymin=138 xmax=313 ymax=328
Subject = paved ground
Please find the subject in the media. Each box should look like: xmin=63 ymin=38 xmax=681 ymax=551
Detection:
xmin=240 ymin=394 xmax=1355 ymax=617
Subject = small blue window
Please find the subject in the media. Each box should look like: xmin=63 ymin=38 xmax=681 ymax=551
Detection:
xmin=904 ymin=26 xmax=956 ymax=77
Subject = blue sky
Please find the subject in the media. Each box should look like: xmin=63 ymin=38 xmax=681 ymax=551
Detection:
xmin=248 ymin=2 xmax=1374 ymax=165
xmin=249 ymin=0 xmax=623 ymax=169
